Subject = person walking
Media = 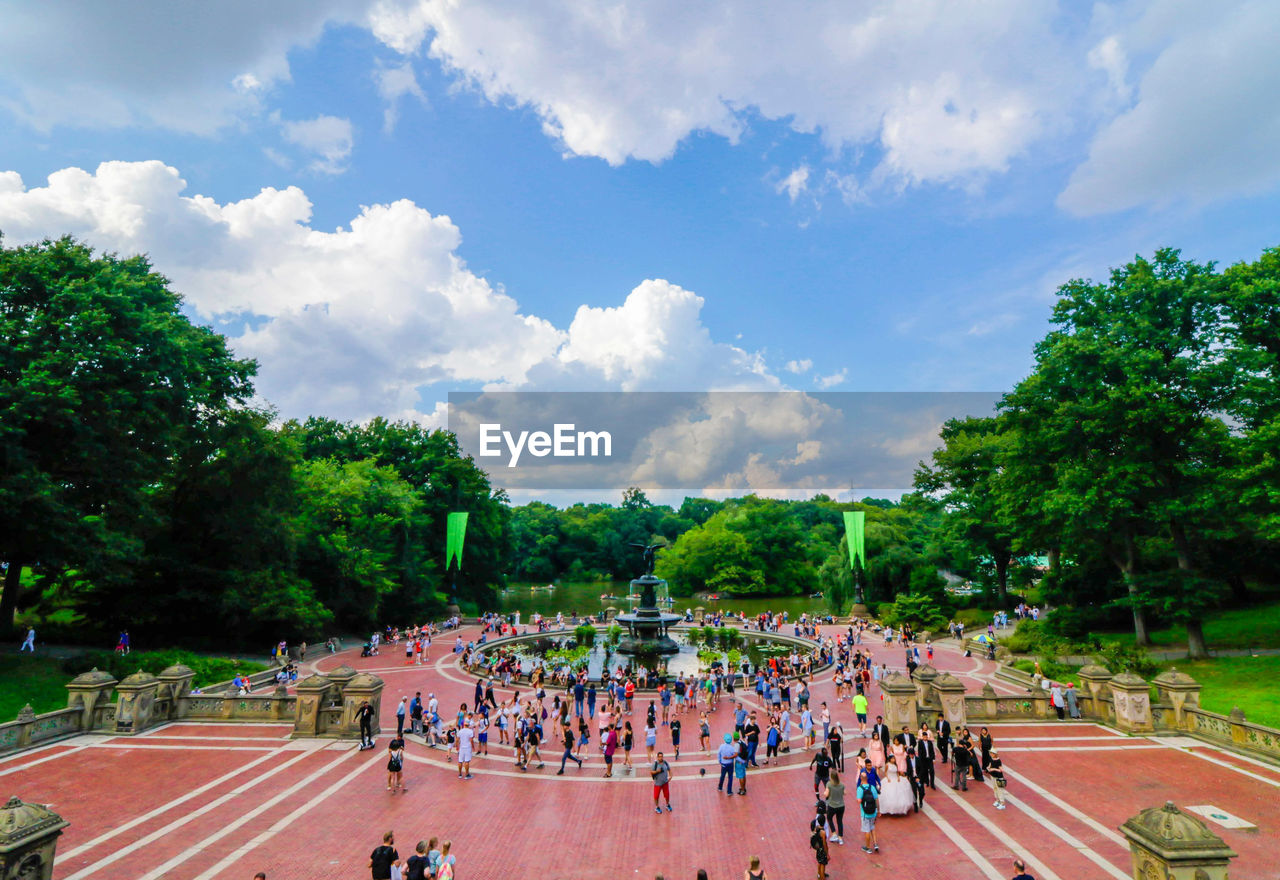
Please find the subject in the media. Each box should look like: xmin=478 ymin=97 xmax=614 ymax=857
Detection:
xmin=988 ymin=748 xmax=1008 ymax=810
xmin=603 ymin=722 xmax=619 ymax=778
xmin=810 ymin=807 xmax=831 ymax=880
xmin=951 ymin=737 xmax=970 ymax=791
xmin=744 ymin=855 xmax=766 ymax=880
xmin=824 ymin=769 xmax=847 ymax=845
xmin=856 ymin=769 xmax=880 ymax=854
xmin=651 ymin=751 xmax=673 ymax=812
xmin=558 ymin=720 xmax=583 ymax=774
xmin=456 ymin=714 xmax=474 ymax=780
xmin=368 ymin=832 xmax=399 ymax=880
xmin=670 ymin=716 xmax=682 ymax=759
xmin=645 ymin=718 xmax=658 ymax=762
xmin=405 ymin=840 xmax=429 ymax=880
xmin=852 ymin=692 xmax=868 ymax=736
xmin=19 ymin=627 xmax=35 ymax=653
xmin=1011 ymin=858 xmax=1035 ymax=880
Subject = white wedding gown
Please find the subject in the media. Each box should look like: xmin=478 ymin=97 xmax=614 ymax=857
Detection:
xmin=878 ymin=763 xmax=914 ymax=815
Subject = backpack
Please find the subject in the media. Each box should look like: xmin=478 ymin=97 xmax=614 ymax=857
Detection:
xmin=860 ymin=785 xmax=877 ymax=814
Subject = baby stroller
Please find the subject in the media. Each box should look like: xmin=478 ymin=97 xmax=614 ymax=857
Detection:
xmin=361 ymin=642 xmax=373 ymax=658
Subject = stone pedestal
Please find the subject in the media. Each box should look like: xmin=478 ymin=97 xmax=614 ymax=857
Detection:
xmin=341 ymin=673 xmax=385 ymax=740
xmin=880 ymin=672 xmax=919 ymax=733
xmin=157 ymin=664 xmax=196 ymax=722
xmin=0 ymin=796 xmax=69 ymax=880
xmin=1109 ymin=672 xmax=1154 ymax=734
xmin=325 ymin=664 xmax=357 ymax=694
xmin=979 ymin=683 xmax=999 ymax=719
xmin=1120 ymin=801 xmax=1236 ymax=880
xmin=931 ymin=673 xmax=968 ymax=730
xmin=64 ymin=669 xmax=117 ymax=733
xmin=291 ymin=674 xmax=332 ymax=739
xmin=1077 ymin=664 xmax=1114 ymax=719
xmin=1152 ymin=669 xmax=1201 ymax=731
xmin=114 ymin=670 xmax=161 ymax=736
xmin=911 ymin=663 xmax=939 ymax=707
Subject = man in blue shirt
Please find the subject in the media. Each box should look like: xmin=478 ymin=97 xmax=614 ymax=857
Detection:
xmin=573 ymin=680 xmax=586 ymax=717
xmin=734 ymin=703 xmax=748 ymax=737
xmin=586 ymin=684 xmax=597 ymax=718
xmin=717 ymin=734 xmax=739 ymax=795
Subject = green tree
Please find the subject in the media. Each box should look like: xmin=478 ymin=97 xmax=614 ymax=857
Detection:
xmin=0 ymin=237 xmax=254 ymax=634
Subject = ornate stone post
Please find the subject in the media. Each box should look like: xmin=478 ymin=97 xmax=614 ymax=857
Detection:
xmin=1120 ymin=802 xmax=1236 ymax=880
xmin=931 ymin=673 xmax=967 ymax=730
xmin=0 ymin=796 xmax=69 ymax=880
xmin=1108 ymin=672 xmax=1154 ymax=734
xmin=879 ymin=672 xmax=919 ymax=732
xmin=342 ymin=673 xmax=385 ymax=740
xmin=1076 ymin=664 xmax=1113 ymax=720
xmin=911 ymin=663 xmax=938 ymax=708
xmin=157 ymin=664 xmax=196 ymax=722
xmin=114 ymin=670 xmax=162 ymax=735
xmin=325 ymin=663 xmax=357 ymax=695
xmin=271 ymin=683 xmax=293 ymax=721
xmin=291 ymin=674 xmax=332 ymax=739
xmin=979 ymin=683 xmax=998 ymax=720
xmin=1152 ymin=669 xmax=1201 ymax=731
xmin=65 ymin=668 xmax=118 ymax=733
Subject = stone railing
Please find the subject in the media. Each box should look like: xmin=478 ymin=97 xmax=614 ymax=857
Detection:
xmin=0 ymin=706 xmax=82 ymax=752
xmin=0 ymin=663 xmax=383 ymax=758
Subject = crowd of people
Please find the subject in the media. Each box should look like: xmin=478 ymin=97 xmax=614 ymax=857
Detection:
xmin=330 ymin=609 xmax=1043 ymax=880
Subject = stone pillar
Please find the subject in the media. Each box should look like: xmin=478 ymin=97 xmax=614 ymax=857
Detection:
xmin=341 ymin=673 xmax=385 ymax=740
xmin=1076 ymin=664 xmax=1113 ymax=719
xmin=931 ymin=673 xmax=967 ymax=730
xmin=65 ymin=668 xmax=118 ymax=733
xmin=911 ymin=663 xmax=939 ymax=707
xmin=1228 ymin=707 xmax=1248 ymax=746
xmin=1120 ymin=801 xmax=1237 ymax=880
xmin=979 ymin=683 xmax=998 ymax=719
xmin=325 ymin=663 xmax=357 ymax=694
xmin=0 ymin=797 xmax=69 ymax=880
xmin=1108 ymin=672 xmax=1154 ymax=734
xmin=114 ymin=671 xmax=162 ymax=736
xmin=292 ymin=674 xmax=333 ymax=739
xmin=1152 ymin=669 xmax=1202 ymax=731
xmin=157 ymin=664 xmax=196 ymax=722
xmin=879 ymin=672 xmax=919 ymax=733
xmin=271 ymin=683 xmax=292 ymax=721
xmin=10 ymin=706 xmax=36 ymax=751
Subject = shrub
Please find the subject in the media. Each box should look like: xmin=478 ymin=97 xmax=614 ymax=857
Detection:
xmin=1093 ymin=641 xmax=1159 ymax=678
xmin=606 ymin=624 xmax=623 ymax=646
xmin=573 ymin=624 xmax=596 ymax=647
xmin=880 ymin=593 xmax=948 ymax=631
xmin=1001 ymin=619 xmax=1049 ymax=654
xmin=63 ymin=650 xmax=268 ymax=689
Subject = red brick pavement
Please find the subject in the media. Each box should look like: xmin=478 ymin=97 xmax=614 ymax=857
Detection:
xmin=2 ymin=625 xmax=1272 ymax=879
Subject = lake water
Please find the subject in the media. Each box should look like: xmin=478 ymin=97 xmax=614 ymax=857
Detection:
xmin=495 ymin=581 xmax=833 ymax=621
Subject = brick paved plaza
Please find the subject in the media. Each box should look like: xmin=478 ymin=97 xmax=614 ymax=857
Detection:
xmin=5 ymin=626 xmax=1273 ymax=879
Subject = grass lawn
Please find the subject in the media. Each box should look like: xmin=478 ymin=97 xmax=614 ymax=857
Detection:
xmin=1096 ymin=600 xmax=1280 ymax=651
xmin=0 ymin=654 xmax=75 ymax=720
xmin=1164 ymin=655 xmax=1280 ymax=730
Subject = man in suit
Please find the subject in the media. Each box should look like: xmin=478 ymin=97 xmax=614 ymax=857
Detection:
xmin=951 ymin=738 xmax=970 ymax=791
xmin=935 ymin=717 xmax=951 ymax=764
xmin=905 ymin=747 xmax=926 ymax=812
xmin=871 ymin=716 xmax=890 ymax=750
xmin=916 ymin=730 xmax=937 ymax=789
xmin=899 ymin=725 xmax=917 ymax=749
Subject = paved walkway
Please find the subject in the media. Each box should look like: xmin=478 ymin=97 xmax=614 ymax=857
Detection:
xmin=6 ymin=624 xmax=1275 ymax=879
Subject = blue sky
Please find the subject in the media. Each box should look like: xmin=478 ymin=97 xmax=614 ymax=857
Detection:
xmin=2 ymin=1 xmax=1279 ymax=459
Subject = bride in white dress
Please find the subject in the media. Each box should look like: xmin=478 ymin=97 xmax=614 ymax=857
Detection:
xmin=878 ymin=761 xmax=915 ymax=815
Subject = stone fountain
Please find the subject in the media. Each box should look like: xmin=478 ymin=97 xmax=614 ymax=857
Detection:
xmin=615 ymin=543 xmax=681 ymax=656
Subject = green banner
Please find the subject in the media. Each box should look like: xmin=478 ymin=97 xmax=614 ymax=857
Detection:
xmin=843 ymin=510 xmax=866 ymax=569
xmin=446 ymin=512 xmax=469 ymax=570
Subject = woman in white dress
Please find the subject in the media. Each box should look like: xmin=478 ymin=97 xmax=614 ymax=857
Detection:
xmin=878 ymin=760 xmax=915 ymax=815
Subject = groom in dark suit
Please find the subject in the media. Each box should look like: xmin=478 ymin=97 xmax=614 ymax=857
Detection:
xmin=916 ymin=730 xmax=937 ymax=789
xmin=871 ymin=716 xmax=891 ymax=750
xmin=934 ymin=716 xmax=951 ymax=764
xmin=905 ymin=747 xmax=926 ymax=812
xmin=899 ymin=725 xmax=917 ymax=749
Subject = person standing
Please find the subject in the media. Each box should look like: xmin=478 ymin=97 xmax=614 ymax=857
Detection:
xmin=917 ymin=729 xmax=936 ymax=789
xmin=1065 ymin=683 xmax=1080 ymax=719
xmin=395 ymin=697 xmax=407 ymax=737
xmin=717 ymin=734 xmax=738 ymax=795
xmin=670 ymin=716 xmax=682 ymax=759
xmin=405 ymin=840 xmax=429 ymax=880
xmin=1050 ymin=683 xmax=1065 ymax=720
xmin=651 ymin=751 xmax=673 ymax=812
xmin=410 ymin=693 xmax=423 ymax=736
xmin=456 ymin=714 xmax=474 ymax=779
xmin=603 ymin=722 xmax=619 ymax=778
xmin=744 ymin=711 xmax=761 ymax=767
xmin=810 ymin=746 xmax=833 ymax=795
xmin=906 ymin=747 xmax=925 ymax=812
xmin=951 ymin=737 xmax=970 ymax=791
xmin=1011 ymin=858 xmax=1035 ymax=880
xmin=386 ymin=733 xmax=405 ymax=792
xmin=745 ymin=855 xmax=767 ymax=880
xmin=368 ymin=832 xmax=399 ymax=880
xmin=573 ymin=678 xmax=585 ymax=718
xmin=764 ymin=717 xmax=781 ymax=764
xmin=979 ymin=726 xmax=994 ymax=772
xmin=810 ymin=810 xmax=831 ymax=880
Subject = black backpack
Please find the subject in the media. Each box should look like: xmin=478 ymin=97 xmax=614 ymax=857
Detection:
xmin=860 ymin=785 xmax=877 ymax=814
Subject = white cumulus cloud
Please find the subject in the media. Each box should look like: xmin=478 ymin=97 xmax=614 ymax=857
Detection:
xmin=280 ymin=114 xmax=355 ymax=174
xmin=0 ymin=160 xmax=779 ymax=421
